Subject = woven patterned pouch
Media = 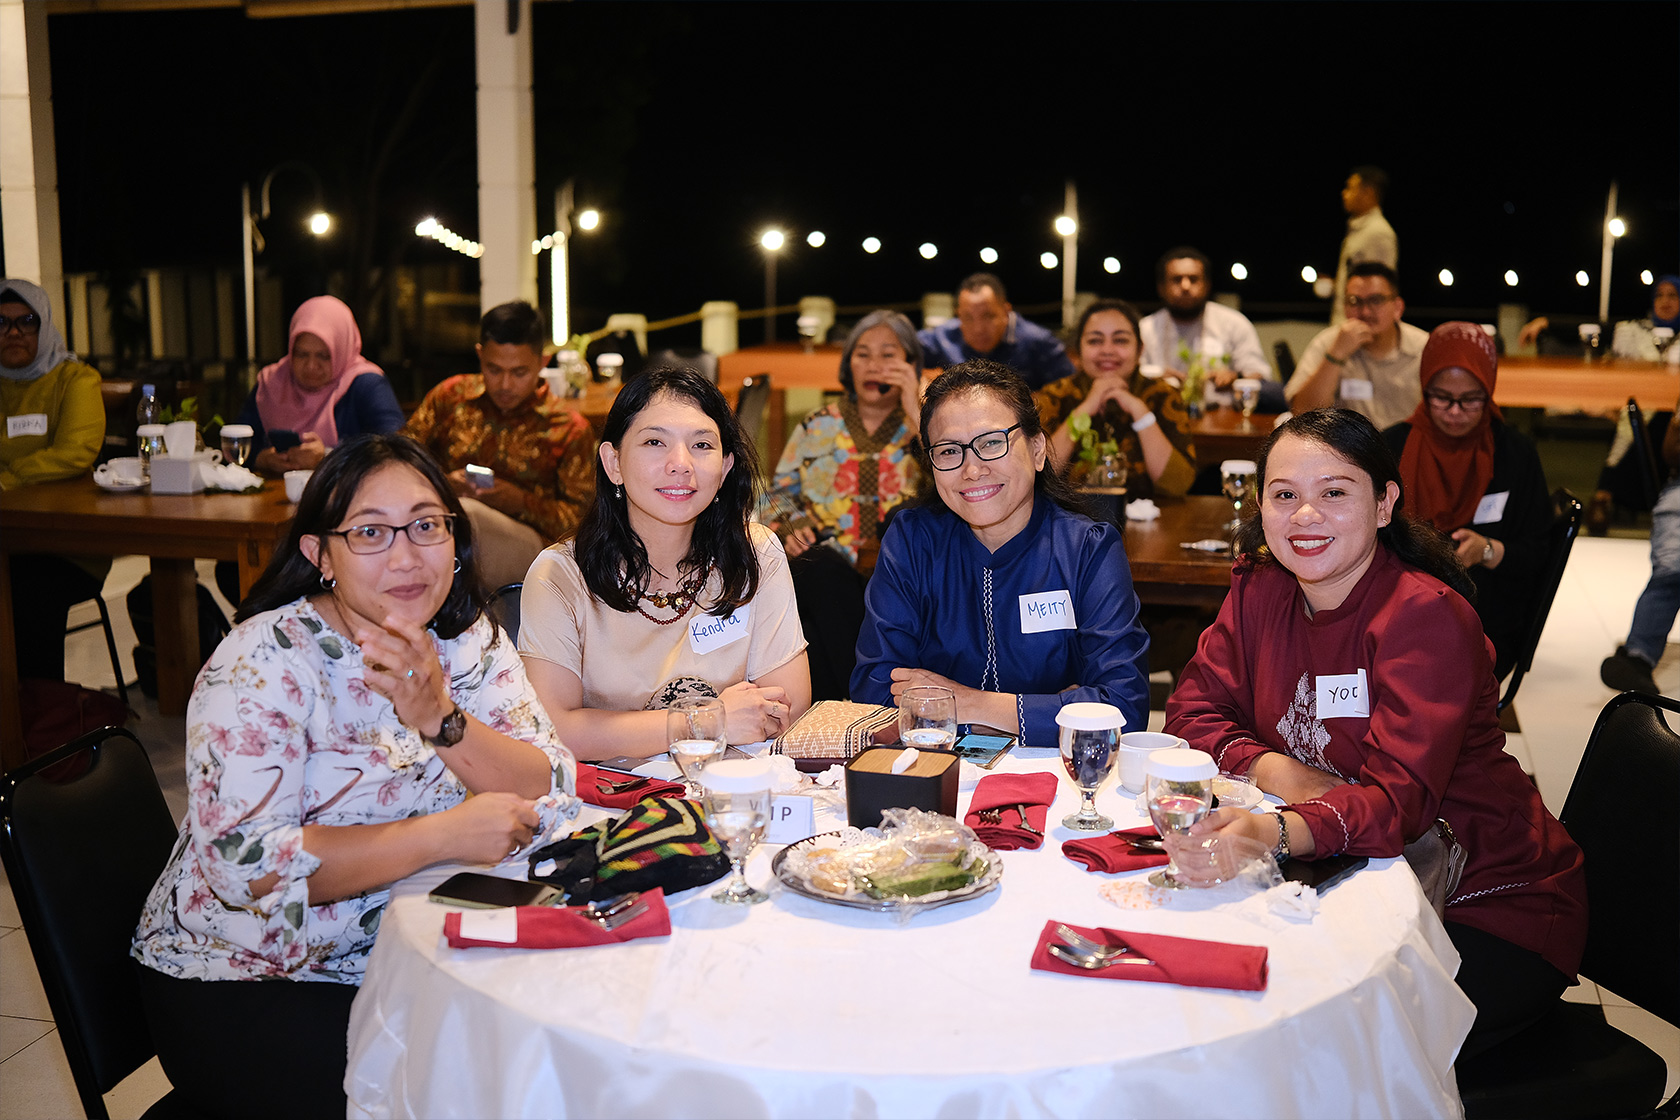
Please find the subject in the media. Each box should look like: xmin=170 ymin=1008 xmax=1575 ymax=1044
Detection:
xmin=770 ymin=699 xmax=900 ymax=763
xmin=527 ymin=796 xmax=730 ymax=902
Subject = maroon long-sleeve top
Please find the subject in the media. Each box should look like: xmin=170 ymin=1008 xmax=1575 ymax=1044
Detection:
xmin=1167 ymin=545 xmax=1587 ymax=978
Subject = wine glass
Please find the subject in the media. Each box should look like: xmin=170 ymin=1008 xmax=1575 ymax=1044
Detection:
xmin=1057 ymin=702 xmax=1125 ymax=830
xmin=219 ymin=424 xmax=254 ymax=468
xmin=898 ymin=685 xmax=956 ymax=750
xmin=700 ymin=758 xmax=773 ymax=905
xmin=1220 ymin=459 xmax=1257 ymax=533
xmin=1146 ymin=747 xmax=1217 ymax=889
xmin=1233 ymin=378 xmax=1261 ymax=419
xmin=667 ymin=697 xmax=727 ymax=799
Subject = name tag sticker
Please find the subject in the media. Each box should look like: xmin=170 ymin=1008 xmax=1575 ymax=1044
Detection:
xmin=1019 ymin=590 xmax=1076 ymax=634
xmin=6 ymin=413 xmax=47 ymax=438
xmin=1316 ymin=669 xmax=1369 ymax=720
xmin=456 ymin=908 xmax=519 ymax=944
xmin=688 ymin=603 xmax=751 ymax=655
xmin=1338 ymin=378 xmax=1375 ymax=402
xmin=1473 ymin=491 xmax=1509 ymax=524
xmin=764 ymin=794 xmax=816 ymax=844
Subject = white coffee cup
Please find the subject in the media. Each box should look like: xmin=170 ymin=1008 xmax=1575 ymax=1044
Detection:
xmin=284 ymin=469 xmax=313 ymax=502
xmin=108 ymin=456 xmax=145 ymax=484
xmin=163 ymin=420 xmax=199 ymax=459
xmin=1117 ymin=731 xmax=1188 ymax=793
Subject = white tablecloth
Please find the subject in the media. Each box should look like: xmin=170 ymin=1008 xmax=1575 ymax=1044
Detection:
xmin=345 ymin=749 xmax=1473 ymax=1119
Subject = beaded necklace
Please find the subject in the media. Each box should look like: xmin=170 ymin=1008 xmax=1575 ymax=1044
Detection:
xmin=629 ymin=566 xmax=709 ymax=626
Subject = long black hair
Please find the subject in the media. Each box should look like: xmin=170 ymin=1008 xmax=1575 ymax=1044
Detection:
xmin=1232 ymin=408 xmax=1473 ymax=600
xmin=916 ymin=358 xmax=1091 ymax=520
xmin=236 ymin=433 xmax=488 ymax=638
xmin=571 ymin=366 xmax=762 ymax=616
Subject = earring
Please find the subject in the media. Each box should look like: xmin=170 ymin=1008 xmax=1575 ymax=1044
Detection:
xmin=615 ymin=484 xmax=622 ymax=500
xmin=453 ymin=558 xmax=462 ymax=574
xmin=319 ymin=573 xmax=336 ymax=590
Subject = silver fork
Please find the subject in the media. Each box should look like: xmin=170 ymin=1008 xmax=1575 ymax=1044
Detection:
xmin=1014 ymin=804 xmax=1043 ymax=836
xmin=594 ymin=900 xmax=650 ymax=931
xmin=1055 ymin=923 xmax=1153 ymax=965
xmin=1048 ymin=942 xmax=1157 ymax=970
xmin=977 ymin=807 xmax=1004 ymax=825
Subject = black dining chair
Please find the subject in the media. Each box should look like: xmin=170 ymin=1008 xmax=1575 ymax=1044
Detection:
xmin=1455 ymin=691 xmax=1679 ymax=1118
xmin=0 ymin=725 xmax=181 ymax=1119
xmin=489 ymin=581 xmax=523 ymax=645
xmin=648 ymin=347 xmax=718 ymax=385
xmin=1497 ymin=488 xmax=1583 ymax=713
xmin=736 ymin=374 xmax=772 ymax=445
xmin=65 ymin=592 xmax=129 ymax=704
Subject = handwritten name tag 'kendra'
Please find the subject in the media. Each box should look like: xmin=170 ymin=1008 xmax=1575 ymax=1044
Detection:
xmin=688 ymin=603 xmax=751 ymax=655
xmin=1316 ymin=669 xmax=1369 ymax=719
xmin=1019 ymin=590 xmax=1076 ymax=634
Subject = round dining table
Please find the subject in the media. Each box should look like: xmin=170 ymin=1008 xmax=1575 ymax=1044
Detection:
xmin=345 ymin=747 xmax=1474 ymax=1119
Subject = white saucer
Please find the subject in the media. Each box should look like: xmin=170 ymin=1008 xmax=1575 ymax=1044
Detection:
xmin=94 ymin=475 xmax=147 ymax=492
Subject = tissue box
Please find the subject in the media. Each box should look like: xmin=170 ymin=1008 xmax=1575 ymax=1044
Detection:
xmin=149 ymin=457 xmax=204 ymax=494
xmin=845 ymin=747 xmax=959 ymax=829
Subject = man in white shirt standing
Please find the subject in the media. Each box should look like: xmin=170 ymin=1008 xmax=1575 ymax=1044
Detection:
xmin=1138 ymin=247 xmax=1273 ymax=402
xmin=1287 ymin=262 xmax=1427 ymax=432
xmin=1331 ymin=166 xmax=1398 ymax=325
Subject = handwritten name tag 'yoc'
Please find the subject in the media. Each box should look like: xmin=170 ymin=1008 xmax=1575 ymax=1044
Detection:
xmin=688 ymin=603 xmax=751 ymax=655
xmin=1315 ymin=669 xmax=1369 ymax=719
xmin=1019 ymin=590 xmax=1076 ymax=634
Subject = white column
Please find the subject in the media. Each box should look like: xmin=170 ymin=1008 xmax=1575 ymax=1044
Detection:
xmin=475 ymin=0 xmax=537 ymax=313
xmin=0 ymin=0 xmax=64 ymax=321
xmin=797 ymin=296 xmax=835 ymax=343
xmin=66 ymin=273 xmax=90 ymax=353
xmin=1061 ymin=180 xmax=1078 ymax=329
xmin=700 ymin=302 xmax=738 ymax=356
xmin=921 ymin=292 xmax=954 ymax=329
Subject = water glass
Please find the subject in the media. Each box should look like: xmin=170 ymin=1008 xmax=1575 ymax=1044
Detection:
xmin=1233 ymin=378 xmax=1262 ymax=419
xmin=701 ymin=758 xmax=773 ymax=905
xmin=1220 ymin=459 xmax=1257 ymax=533
xmin=219 ymin=423 xmax=255 ymax=468
xmin=898 ymin=685 xmax=956 ymax=750
xmin=667 ymin=696 xmax=727 ymax=799
xmin=136 ymin=424 xmax=167 ymax=472
xmin=1056 ymin=702 xmax=1125 ymax=830
xmin=1146 ymin=747 xmax=1217 ymax=889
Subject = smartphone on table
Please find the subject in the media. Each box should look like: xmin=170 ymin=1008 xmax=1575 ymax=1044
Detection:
xmin=1280 ymin=854 xmax=1368 ymax=893
xmin=428 ymin=871 xmax=561 ymax=909
xmin=465 ymin=464 xmax=495 ymax=490
xmin=268 ymin=429 xmax=301 ymax=452
xmin=953 ymin=732 xmax=1017 ymax=769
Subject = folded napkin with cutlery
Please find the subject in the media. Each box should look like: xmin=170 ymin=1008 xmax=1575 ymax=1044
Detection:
xmin=576 ymin=763 xmax=685 ymax=809
xmin=963 ymin=772 xmax=1057 ymax=850
xmin=443 ymin=888 xmax=671 ymax=949
xmin=1030 ymin=920 xmax=1268 ymax=990
xmin=1061 ymin=826 xmax=1170 ymax=873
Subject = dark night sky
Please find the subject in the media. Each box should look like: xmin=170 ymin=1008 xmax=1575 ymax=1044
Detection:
xmin=40 ymin=1 xmax=1680 ymax=337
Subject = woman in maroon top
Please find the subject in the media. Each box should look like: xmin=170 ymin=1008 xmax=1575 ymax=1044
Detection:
xmin=1166 ymin=408 xmax=1586 ymax=1059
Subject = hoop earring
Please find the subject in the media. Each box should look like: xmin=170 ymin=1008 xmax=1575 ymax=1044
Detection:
xmin=319 ymin=574 xmax=336 ymax=591
xmin=453 ymin=558 xmax=462 ymax=574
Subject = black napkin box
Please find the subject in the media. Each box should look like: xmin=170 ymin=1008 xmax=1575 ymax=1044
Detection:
xmin=845 ymin=747 xmax=960 ymax=829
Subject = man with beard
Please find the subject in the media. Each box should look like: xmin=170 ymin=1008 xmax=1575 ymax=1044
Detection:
xmin=918 ymin=273 xmax=1074 ymax=390
xmin=1138 ymin=247 xmax=1273 ymax=404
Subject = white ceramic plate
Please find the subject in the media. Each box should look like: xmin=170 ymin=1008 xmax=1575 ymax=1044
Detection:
xmin=94 ymin=475 xmax=147 ymax=492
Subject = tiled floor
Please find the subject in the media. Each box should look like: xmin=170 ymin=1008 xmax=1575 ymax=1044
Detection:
xmin=2 ymin=546 xmax=1677 ymax=1118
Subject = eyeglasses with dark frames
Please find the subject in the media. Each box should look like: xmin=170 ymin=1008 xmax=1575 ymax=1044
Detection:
xmin=1424 ymin=390 xmax=1488 ymax=412
xmin=927 ymin=424 xmax=1023 ymax=471
xmin=0 ymin=313 xmax=42 ymax=335
xmin=1344 ymin=294 xmax=1394 ymax=311
xmin=325 ymin=514 xmax=456 ymax=554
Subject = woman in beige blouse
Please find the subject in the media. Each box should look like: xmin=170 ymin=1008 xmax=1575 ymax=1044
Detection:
xmin=519 ymin=367 xmax=811 ymax=757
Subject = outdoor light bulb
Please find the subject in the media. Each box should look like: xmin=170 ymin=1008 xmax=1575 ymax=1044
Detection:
xmin=1608 ymin=217 xmax=1626 ymax=238
xmin=807 ymin=230 xmax=826 ymax=248
xmin=1230 ymin=262 xmax=1248 ymax=280
xmin=578 ymin=209 xmax=600 ymax=231
xmin=531 ymin=241 xmax=542 ymax=255
xmin=1312 ymin=276 xmax=1334 ymax=299
xmin=1504 ymin=270 xmax=1519 ymax=287
xmin=919 ymin=242 xmax=939 ymax=260
xmin=1301 ymin=266 xmax=1318 ymax=283
xmin=308 ymin=212 xmax=331 ymax=236
xmin=1103 ymin=257 xmax=1121 ymax=274
xmin=416 ymin=218 xmax=437 ymax=236
xmin=1642 ymin=269 xmax=1655 ymax=286
xmin=760 ymin=229 xmax=785 ymax=252
xmin=862 ymin=237 xmax=882 ymax=254
xmin=1438 ymin=269 xmax=1455 ymax=287
xmin=1040 ymin=252 xmax=1058 ymax=270
xmin=980 ymin=247 xmax=999 ymax=264
xmin=1054 ymin=215 xmax=1077 ymax=237
xmin=1576 ymin=271 xmax=1591 ymax=287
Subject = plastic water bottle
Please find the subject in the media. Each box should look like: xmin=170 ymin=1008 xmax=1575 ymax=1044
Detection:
xmin=136 ymin=383 xmax=160 ymax=428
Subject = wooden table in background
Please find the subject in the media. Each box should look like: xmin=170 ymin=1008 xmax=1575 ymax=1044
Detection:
xmin=719 ymin=344 xmax=845 ymax=467
xmin=1 ymin=477 xmax=295 ymax=770
xmin=1119 ymin=495 xmax=1236 ymax=608
xmin=1494 ymin=356 xmax=1676 ymax=412
xmin=1190 ymin=407 xmax=1274 ymax=465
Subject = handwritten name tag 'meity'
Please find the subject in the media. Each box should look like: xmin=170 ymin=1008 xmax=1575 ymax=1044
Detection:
xmin=1316 ymin=669 xmax=1369 ymax=719
xmin=688 ymin=603 xmax=751 ymax=655
xmin=1019 ymin=590 xmax=1076 ymax=634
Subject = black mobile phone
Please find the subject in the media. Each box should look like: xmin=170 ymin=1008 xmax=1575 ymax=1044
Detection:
xmin=269 ymin=429 xmax=301 ymax=452
xmin=428 ymin=872 xmax=561 ymax=910
xmin=953 ymin=733 xmax=1016 ymax=769
xmin=1280 ymin=854 xmax=1368 ymax=893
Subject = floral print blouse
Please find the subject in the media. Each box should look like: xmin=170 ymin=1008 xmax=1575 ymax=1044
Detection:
xmin=762 ymin=396 xmax=920 ymax=564
xmin=132 ymin=599 xmax=578 ymax=984
xmin=1034 ymin=370 xmax=1198 ymax=497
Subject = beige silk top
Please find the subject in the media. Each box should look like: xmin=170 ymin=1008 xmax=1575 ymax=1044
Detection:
xmin=518 ymin=522 xmax=807 ymax=711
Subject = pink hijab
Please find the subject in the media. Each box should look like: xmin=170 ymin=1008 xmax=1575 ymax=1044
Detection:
xmin=254 ymin=295 xmax=382 ymax=447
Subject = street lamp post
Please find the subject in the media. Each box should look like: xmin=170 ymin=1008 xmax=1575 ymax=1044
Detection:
xmin=242 ymin=161 xmax=330 ymax=371
xmin=1057 ymin=180 xmax=1078 ymax=330
xmin=760 ymin=228 xmax=785 ymax=343
xmin=1599 ymin=180 xmax=1623 ymax=324
xmin=534 ymin=178 xmax=600 ymax=346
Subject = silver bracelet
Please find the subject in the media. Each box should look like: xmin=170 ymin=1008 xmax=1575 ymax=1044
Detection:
xmin=1131 ymin=412 xmax=1158 ymax=433
xmin=1272 ymin=812 xmax=1291 ymax=863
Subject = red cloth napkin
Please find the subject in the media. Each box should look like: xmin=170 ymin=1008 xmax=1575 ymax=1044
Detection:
xmin=1061 ymin=826 xmax=1170 ymax=873
xmin=442 ymin=888 xmax=671 ymax=949
xmin=576 ymin=763 xmax=685 ymax=809
xmin=963 ymin=771 xmax=1058 ymax=850
xmin=1031 ymin=920 xmax=1268 ymax=991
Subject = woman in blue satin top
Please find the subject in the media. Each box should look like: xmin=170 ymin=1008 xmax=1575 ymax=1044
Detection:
xmin=851 ymin=359 xmax=1150 ymax=744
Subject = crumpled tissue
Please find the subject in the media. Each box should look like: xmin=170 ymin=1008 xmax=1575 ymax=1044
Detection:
xmin=203 ymin=462 xmax=265 ymax=492
xmin=1125 ymin=498 xmax=1161 ymax=522
xmin=1234 ymin=879 xmax=1320 ymax=930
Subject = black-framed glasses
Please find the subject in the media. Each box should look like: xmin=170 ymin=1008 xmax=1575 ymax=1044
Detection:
xmin=0 ymin=313 xmax=42 ymax=335
xmin=326 ymin=514 xmax=456 ymax=554
xmin=927 ymin=424 xmax=1022 ymax=471
xmin=1424 ymin=390 xmax=1488 ymax=413
xmin=1344 ymin=295 xmax=1393 ymax=311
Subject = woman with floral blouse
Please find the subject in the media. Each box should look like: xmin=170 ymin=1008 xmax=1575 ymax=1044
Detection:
xmin=132 ymin=434 xmax=578 ymax=1118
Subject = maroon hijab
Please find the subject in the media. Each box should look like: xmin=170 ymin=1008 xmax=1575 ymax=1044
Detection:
xmin=1398 ymin=322 xmax=1501 ymax=533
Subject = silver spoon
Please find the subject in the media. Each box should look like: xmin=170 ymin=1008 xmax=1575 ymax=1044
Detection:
xmin=1055 ymin=923 xmax=1155 ymax=965
xmin=1048 ymin=942 xmax=1157 ymax=970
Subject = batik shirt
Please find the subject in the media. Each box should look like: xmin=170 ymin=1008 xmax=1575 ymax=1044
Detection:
xmin=404 ymin=375 xmax=596 ymax=541
xmin=1034 ymin=370 xmax=1198 ymax=497
xmin=133 ymin=600 xmax=579 ymax=984
xmin=763 ymin=397 xmax=920 ymax=565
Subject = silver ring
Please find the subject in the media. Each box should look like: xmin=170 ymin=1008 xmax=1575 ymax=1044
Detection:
xmin=406 ymin=668 xmax=415 ymax=680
